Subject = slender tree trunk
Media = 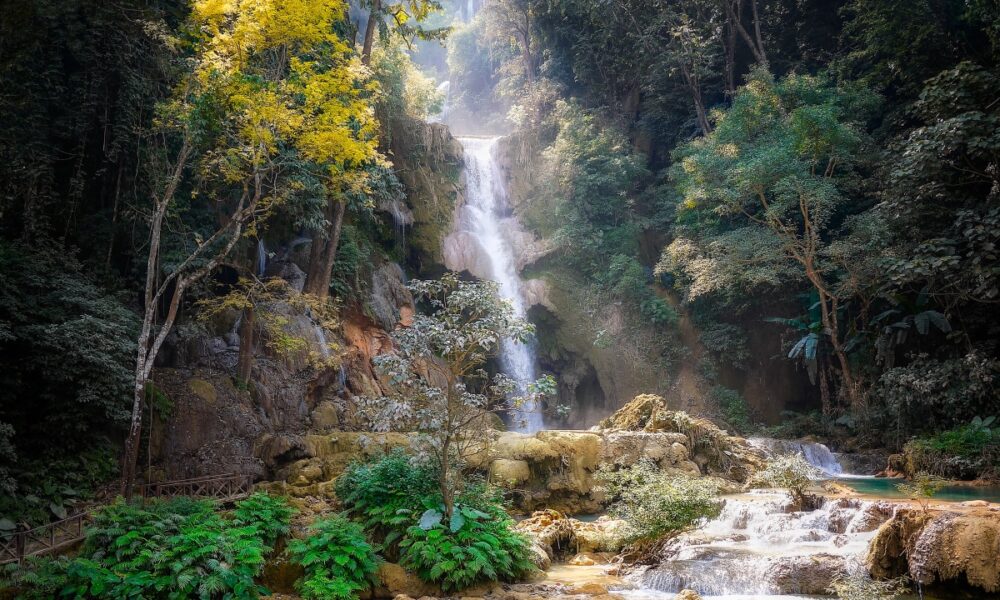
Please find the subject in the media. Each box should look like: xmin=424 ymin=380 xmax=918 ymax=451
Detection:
xmin=361 ymin=0 xmax=381 ymax=66
xmin=304 ymin=199 xmax=346 ymax=300
xmin=724 ymin=0 xmax=739 ymax=95
xmin=122 ymin=150 xmax=257 ymax=496
xmin=725 ymin=0 xmax=768 ymax=68
xmin=237 ymin=307 xmax=255 ymax=384
xmin=440 ymin=435 xmax=454 ymax=519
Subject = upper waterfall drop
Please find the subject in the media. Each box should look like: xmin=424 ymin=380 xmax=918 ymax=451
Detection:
xmin=452 ymin=136 xmax=545 ymax=433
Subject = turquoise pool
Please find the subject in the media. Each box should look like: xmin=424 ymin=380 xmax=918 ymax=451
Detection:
xmin=836 ymin=476 xmax=1000 ymax=503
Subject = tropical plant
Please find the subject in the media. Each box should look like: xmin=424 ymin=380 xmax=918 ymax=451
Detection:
xmin=232 ymin=491 xmax=297 ymax=547
xmin=399 ymin=503 xmax=534 ymax=592
xmin=10 ymin=494 xmax=291 ymax=598
xmin=335 ymin=450 xmax=439 ymax=551
xmin=287 ymin=516 xmax=381 ymax=600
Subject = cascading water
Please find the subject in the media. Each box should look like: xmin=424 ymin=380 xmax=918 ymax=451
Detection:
xmin=747 ymin=438 xmax=845 ymax=476
xmin=456 ymin=136 xmax=544 ymax=432
xmin=256 ymin=239 xmax=268 ymax=277
xmin=626 ymin=491 xmax=888 ymax=599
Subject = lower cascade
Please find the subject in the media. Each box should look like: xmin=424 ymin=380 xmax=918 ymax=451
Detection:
xmin=628 ymin=491 xmax=886 ymax=598
xmin=453 ymin=136 xmax=544 ymax=432
xmin=747 ymin=438 xmax=844 ymax=476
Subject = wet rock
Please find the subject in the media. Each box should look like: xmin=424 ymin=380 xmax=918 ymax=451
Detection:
xmin=490 ymin=459 xmax=532 ymax=486
xmin=674 ymin=591 xmax=702 ymax=600
xmin=377 ymin=563 xmax=441 ymax=598
xmin=310 ymin=400 xmax=339 ymax=431
xmin=766 ymin=553 xmax=846 ymax=595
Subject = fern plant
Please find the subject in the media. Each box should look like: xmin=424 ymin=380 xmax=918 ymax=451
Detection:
xmin=399 ymin=503 xmax=535 ymax=592
xmin=287 ymin=516 xmax=380 ymax=600
xmin=232 ymin=491 xmax=295 ymax=546
xmin=335 ymin=451 xmax=438 ymax=551
xmin=11 ymin=494 xmax=292 ymax=599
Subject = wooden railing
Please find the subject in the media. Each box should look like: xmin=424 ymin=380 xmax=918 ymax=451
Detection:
xmin=0 ymin=511 xmax=88 ymax=565
xmin=1 ymin=473 xmax=255 ymax=565
xmin=140 ymin=473 xmax=255 ymax=502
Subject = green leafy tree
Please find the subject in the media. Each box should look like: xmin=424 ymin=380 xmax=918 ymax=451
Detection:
xmin=356 ymin=273 xmax=551 ymax=519
xmin=667 ymin=69 xmax=879 ymax=410
xmin=748 ymin=453 xmax=820 ymax=506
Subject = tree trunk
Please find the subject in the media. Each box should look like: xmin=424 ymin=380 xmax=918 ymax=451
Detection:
xmin=724 ymin=0 xmax=739 ymax=94
xmin=361 ymin=0 xmax=381 ymax=66
xmin=725 ymin=0 xmax=768 ymax=68
xmin=304 ymin=199 xmax=346 ymax=300
xmin=440 ymin=435 xmax=454 ymax=519
xmin=237 ymin=307 xmax=255 ymax=384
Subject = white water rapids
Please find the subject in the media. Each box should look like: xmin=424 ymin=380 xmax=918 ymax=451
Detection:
xmin=454 ymin=137 xmax=544 ymax=432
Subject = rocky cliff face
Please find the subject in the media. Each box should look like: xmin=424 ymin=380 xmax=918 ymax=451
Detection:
xmin=150 ymin=119 xmax=463 ymax=481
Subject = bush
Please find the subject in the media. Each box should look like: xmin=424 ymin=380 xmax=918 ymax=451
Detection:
xmin=399 ymin=503 xmax=535 ymax=592
xmin=748 ymin=454 xmax=820 ymax=504
xmin=232 ymin=491 xmax=296 ymax=546
xmin=711 ymin=385 xmax=753 ymax=433
xmin=896 ymin=472 xmax=947 ymax=512
xmin=287 ymin=516 xmax=380 ymax=600
xmin=10 ymin=494 xmax=292 ymax=599
xmin=596 ymin=460 xmax=722 ymax=544
xmin=904 ymin=416 xmax=1000 ymax=479
xmin=335 ymin=451 xmax=439 ymax=550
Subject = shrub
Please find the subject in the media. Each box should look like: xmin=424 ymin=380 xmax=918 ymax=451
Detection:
xmin=896 ymin=472 xmax=947 ymax=512
xmin=232 ymin=491 xmax=296 ymax=546
xmin=711 ymin=385 xmax=753 ymax=433
xmin=335 ymin=451 xmax=439 ymax=549
xmin=287 ymin=516 xmax=380 ymax=600
xmin=10 ymin=494 xmax=291 ymax=599
xmin=903 ymin=416 xmax=1000 ymax=479
xmin=399 ymin=503 xmax=535 ymax=592
xmin=596 ymin=460 xmax=722 ymax=544
xmin=748 ymin=454 xmax=820 ymax=505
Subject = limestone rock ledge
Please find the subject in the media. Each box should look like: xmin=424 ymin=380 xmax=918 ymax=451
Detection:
xmin=267 ymin=423 xmax=749 ymax=514
xmin=867 ymin=507 xmax=1000 ymax=593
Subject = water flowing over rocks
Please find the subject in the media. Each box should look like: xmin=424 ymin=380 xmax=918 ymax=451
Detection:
xmin=632 ymin=492 xmax=887 ymax=597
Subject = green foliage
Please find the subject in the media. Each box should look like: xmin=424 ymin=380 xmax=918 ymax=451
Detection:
xmin=876 ymin=352 xmax=1000 ymax=442
xmin=11 ymin=494 xmax=291 ymax=599
xmin=232 ymin=492 xmax=296 ymax=547
xmin=596 ymin=460 xmax=722 ymax=544
xmin=895 ymin=472 xmax=947 ymax=512
xmin=903 ymin=416 xmax=1000 ymax=480
xmin=0 ymin=445 xmax=117 ymax=527
xmin=399 ymin=503 xmax=534 ymax=592
xmin=711 ymin=386 xmax=752 ymax=433
xmin=335 ymin=451 xmax=439 ymax=550
xmin=287 ymin=516 xmax=380 ymax=600
xmin=748 ymin=454 xmax=820 ymax=503
xmin=0 ymin=242 xmax=138 ymax=520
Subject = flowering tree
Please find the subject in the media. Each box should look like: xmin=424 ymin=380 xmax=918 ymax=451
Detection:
xmin=358 ymin=273 xmax=554 ymax=518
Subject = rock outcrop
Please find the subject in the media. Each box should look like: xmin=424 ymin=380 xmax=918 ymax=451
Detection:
xmin=867 ymin=507 xmax=1000 ymax=593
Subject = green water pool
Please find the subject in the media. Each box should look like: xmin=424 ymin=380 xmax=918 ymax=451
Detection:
xmin=836 ymin=476 xmax=1000 ymax=503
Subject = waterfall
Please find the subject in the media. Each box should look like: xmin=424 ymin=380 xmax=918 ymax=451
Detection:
xmin=747 ymin=437 xmax=845 ymax=476
xmin=256 ymin=239 xmax=268 ymax=277
xmin=457 ymin=136 xmax=544 ymax=432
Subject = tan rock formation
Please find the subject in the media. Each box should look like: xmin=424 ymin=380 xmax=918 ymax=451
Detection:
xmin=867 ymin=507 xmax=1000 ymax=593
